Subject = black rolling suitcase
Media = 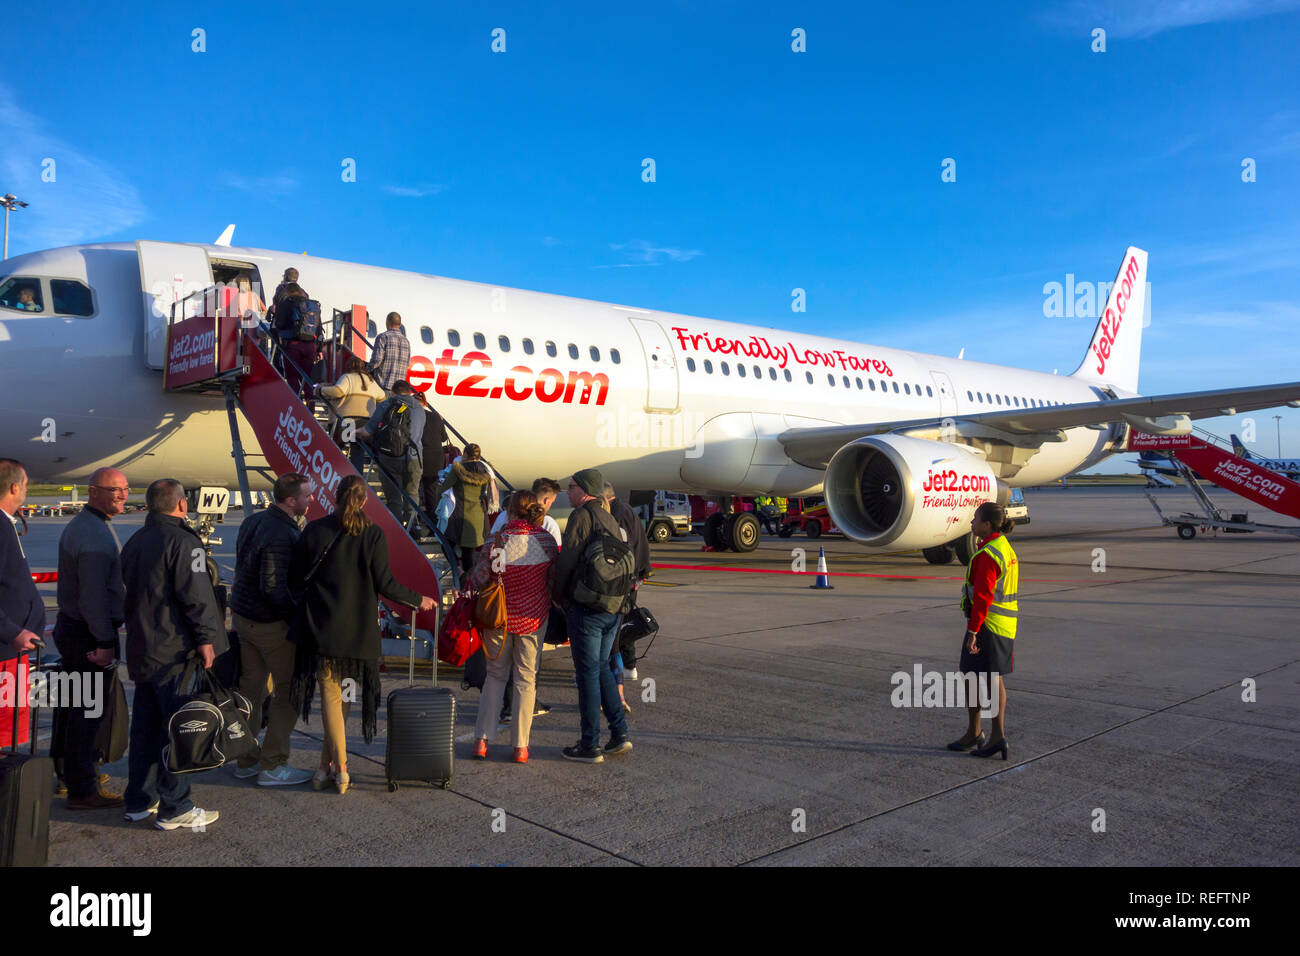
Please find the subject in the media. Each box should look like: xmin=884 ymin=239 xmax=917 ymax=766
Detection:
xmin=1 ymin=644 xmax=52 ymax=867
xmin=385 ymin=620 xmax=455 ymax=791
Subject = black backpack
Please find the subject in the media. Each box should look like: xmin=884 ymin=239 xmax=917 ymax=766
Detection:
xmin=572 ymin=505 xmax=637 ymax=614
xmin=374 ymin=399 xmax=412 ymax=458
xmin=290 ymin=298 xmax=322 ymax=341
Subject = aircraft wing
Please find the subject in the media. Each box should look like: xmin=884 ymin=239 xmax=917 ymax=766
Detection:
xmin=778 ymin=380 xmax=1300 ymax=468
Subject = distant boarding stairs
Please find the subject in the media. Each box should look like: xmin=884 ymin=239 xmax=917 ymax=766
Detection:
xmin=160 ymin=287 xmax=508 ymax=659
xmin=1126 ymin=427 xmax=1300 ymax=523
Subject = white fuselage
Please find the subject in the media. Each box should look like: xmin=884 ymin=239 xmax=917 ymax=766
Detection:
xmin=0 ymin=242 xmax=1120 ymax=494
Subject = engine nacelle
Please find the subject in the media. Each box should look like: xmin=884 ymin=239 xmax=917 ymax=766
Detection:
xmin=824 ymin=435 xmax=1000 ymax=549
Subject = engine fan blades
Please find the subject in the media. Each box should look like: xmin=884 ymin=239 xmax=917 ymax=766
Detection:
xmin=859 ymin=455 xmax=902 ymax=529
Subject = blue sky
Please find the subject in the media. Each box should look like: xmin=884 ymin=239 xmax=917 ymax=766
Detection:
xmin=3 ymin=0 xmax=1299 ymax=466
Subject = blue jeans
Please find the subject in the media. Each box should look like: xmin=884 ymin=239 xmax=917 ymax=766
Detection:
xmin=566 ymin=606 xmax=629 ymax=749
xmin=125 ymin=671 xmax=194 ymax=819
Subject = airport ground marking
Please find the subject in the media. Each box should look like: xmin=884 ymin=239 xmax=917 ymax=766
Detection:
xmin=651 ymin=562 xmax=1091 ymax=584
xmin=286 ymin=727 xmax=645 ymax=866
xmin=737 ymin=656 xmax=1300 ymax=866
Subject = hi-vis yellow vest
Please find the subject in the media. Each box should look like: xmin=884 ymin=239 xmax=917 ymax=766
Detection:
xmin=961 ymin=534 xmax=1019 ymax=639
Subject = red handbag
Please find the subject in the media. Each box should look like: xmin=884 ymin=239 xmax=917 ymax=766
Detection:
xmin=436 ymin=593 xmax=481 ymax=667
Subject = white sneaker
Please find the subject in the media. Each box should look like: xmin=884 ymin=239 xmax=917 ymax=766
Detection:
xmin=155 ymin=807 xmax=219 ymax=831
xmin=627 ymin=667 xmax=638 ymax=681
xmin=233 ymin=765 xmax=260 ymax=780
xmin=124 ymin=801 xmax=159 ymax=823
xmin=257 ymin=765 xmax=314 ymax=787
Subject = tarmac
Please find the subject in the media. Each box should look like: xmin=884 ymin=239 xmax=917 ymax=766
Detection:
xmin=17 ymin=485 xmax=1300 ymax=866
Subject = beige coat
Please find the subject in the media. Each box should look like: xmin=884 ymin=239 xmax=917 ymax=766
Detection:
xmin=319 ymin=371 xmax=387 ymax=421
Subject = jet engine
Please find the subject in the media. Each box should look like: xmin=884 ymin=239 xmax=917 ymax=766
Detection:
xmin=823 ymin=435 xmax=1001 ymax=549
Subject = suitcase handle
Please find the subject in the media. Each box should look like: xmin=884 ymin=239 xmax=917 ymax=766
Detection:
xmin=7 ymin=639 xmax=42 ymax=756
xmin=387 ymin=609 xmax=440 ymax=687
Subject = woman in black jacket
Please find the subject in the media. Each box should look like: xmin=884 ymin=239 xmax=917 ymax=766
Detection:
xmin=290 ymin=475 xmax=435 ymax=794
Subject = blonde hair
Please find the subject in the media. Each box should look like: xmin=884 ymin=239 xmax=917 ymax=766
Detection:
xmin=336 ymin=474 xmax=372 ymax=535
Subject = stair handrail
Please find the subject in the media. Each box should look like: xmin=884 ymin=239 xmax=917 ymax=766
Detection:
xmin=329 ymin=317 xmax=516 ymax=496
xmin=253 ymin=325 xmax=462 ymax=592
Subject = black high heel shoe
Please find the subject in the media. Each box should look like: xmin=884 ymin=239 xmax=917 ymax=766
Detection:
xmin=946 ymin=732 xmax=986 ymax=752
xmin=971 ymin=738 xmax=1008 ymax=760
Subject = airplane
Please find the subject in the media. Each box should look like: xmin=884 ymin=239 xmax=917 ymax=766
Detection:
xmin=3 ymin=237 xmax=1299 ymax=564
xmin=1229 ymin=434 xmax=1300 ymax=479
xmin=1131 ymin=452 xmax=1184 ymax=486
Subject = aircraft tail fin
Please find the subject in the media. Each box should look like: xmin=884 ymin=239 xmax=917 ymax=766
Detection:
xmin=1230 ymin=434 xmax=1250 ymax=458
xmin=214 ymin=224 xmax=235 ymax=247
xmin=1071 ymin=246 xmax=1147 ymax=393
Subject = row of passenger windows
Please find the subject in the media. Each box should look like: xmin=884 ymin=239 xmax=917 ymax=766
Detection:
xmin=966 ymin=390 xmax=1062 ymax=408
xmin=680 ymin=355 xmax=1066 ymax=406
xmin=366 ymin=321 xmax=622 ymax=364
xmin=362 ymin=321 xmax=1067 ymax=407
xmin=684 ymin=356 xmax=939 ymax=394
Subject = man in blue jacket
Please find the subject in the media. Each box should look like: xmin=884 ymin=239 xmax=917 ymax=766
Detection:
xmin=120 ymin=479 xmax=228 ymax=831
xmin=0 ymin=459 xmax=43 ymax=750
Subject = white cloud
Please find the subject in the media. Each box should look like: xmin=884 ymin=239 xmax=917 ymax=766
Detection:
xmin=0 ymin=83 xmax=145 ymax=250
xmin=380 ymin=183 xmax=447 ymax=197
xmin=595 ymin=239 xmax=704 ymax=268
xmin=1043 ymin=0 xmax=1300 ymax=39
xmin=220 ymin=170 xmax=300 ymax=194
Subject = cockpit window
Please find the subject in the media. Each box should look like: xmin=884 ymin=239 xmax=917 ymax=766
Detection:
xmin=0 ymin=277 xmax=44 ymax=313
xmin=51 ymin=279 xmax=94 ymax=316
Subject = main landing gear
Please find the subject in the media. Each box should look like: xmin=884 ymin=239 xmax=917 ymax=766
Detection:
xmin=923 ymin=531 xmax=976 ymax=566
xmin=702 ymin=510 xmax=761 ymax=553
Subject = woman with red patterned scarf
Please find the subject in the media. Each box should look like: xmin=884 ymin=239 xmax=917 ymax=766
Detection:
xmin=467 ymin=491 xmax=558 ymax=763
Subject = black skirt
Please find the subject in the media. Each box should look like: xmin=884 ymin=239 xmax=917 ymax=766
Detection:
xmin=959 ymin=624 xmax=1014 ymax=676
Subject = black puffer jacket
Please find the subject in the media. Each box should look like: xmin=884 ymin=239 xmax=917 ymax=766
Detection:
xmin=120 ymin=514 xmax=228 ymax=684
xmin=230 ymin=505 xmax=300 ymax=623
xmin=609 ymin=497 xmax=652 ymax=580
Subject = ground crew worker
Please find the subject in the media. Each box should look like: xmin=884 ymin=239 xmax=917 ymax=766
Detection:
xmin=948 ymin=501 xmax=1017 ymax=760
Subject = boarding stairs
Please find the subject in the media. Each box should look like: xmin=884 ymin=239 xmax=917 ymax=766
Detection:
xmin=159 ymin=288 xmax=485 ymax=660
xmin=1126 ymin=428 xmax=1300 ymax=537
xmin=318 ymin=307 xmax=515 ymax=505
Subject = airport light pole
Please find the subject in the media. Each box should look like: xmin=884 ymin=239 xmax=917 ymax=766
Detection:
xmin=1 ymin=193 xmax=29 ymax=259
xmin=1275 ymin=415 xmax=1282 ymax=458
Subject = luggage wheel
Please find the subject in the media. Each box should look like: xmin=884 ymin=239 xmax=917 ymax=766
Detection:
xmin=387 ymin=781 xmax=399 ymax=792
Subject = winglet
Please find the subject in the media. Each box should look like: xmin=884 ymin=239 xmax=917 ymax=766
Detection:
xmin=214 ymin=224 xmax=236 ymax=247
xmin=1071 ymin=246 xmax=1147 ymax=393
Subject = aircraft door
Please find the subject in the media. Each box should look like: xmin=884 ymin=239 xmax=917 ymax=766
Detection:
xmin=930 ymin=370 xmax=957 ymax=418
xmin=626 ymin=315 xmax=680 ymax=413
xmin=138 ymin=241 xmax=213 ymax=369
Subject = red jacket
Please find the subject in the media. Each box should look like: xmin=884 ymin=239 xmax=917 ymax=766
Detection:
xmin=966 ymin=533 xmax=1003 ymax=633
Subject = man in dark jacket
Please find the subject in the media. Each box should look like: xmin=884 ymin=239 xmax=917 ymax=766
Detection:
xmin=52 ymin=467 xmax=128 ymax=810
xmin=602 ymin=482 xmax=652 ymax=581
xmin=229 ymin=473 xmax=313 ymax=787
xmin=603 ymin=481 xmax=651 ymax=678
xmin=120 ymin=478 xmax=227 ymax=831
xmin=416 ymin=389 xmax=449 ymax=518
xmin=359 ymin=380 xmax=426 ymax=526
xmin=0 ymin=459 xmax=42 ymax=751
xmin=272 ymin=283 xmax=318 ymax=399
xmin=554 ymin=468 xmax=633 ymax=764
